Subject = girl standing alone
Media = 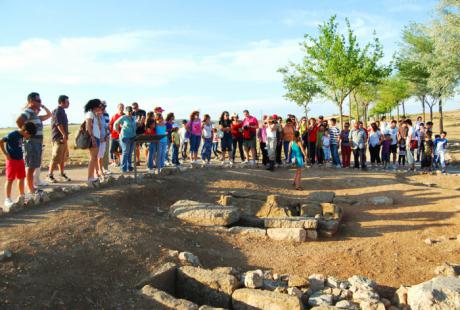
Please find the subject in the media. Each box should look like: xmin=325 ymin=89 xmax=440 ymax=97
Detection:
xmin=290 ymin=132 xmax=307 ymax=190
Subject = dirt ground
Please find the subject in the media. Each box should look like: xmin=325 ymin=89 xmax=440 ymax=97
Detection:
xmin=1 ymin=166 xmax=460 ymax=309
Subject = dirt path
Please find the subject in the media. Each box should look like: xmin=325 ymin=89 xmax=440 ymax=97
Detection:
xmin=0 ymin=166 xmax=460 ymax=309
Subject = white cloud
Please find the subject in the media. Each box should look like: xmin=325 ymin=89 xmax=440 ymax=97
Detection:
xmin=0 ymin=31 xmax=302 ymax=88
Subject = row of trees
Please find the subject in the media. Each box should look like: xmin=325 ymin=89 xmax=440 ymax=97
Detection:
xmin=279 ymin=0 xmax=459 ymax=131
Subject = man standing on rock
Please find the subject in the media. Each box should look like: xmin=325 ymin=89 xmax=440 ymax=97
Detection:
xmin=16 ymin=92 xmax=52 ymax=198
xmin=47 ymin=95 xmax=71 ymax=183
xmin=241 ymin=110 xmax=259 ymax=165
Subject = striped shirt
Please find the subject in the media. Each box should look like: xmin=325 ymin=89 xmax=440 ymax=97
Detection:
xmin=329 ymin=126 xmax=340 ymax=145
xmin=21 ymin=108 xmax=43 ymax=138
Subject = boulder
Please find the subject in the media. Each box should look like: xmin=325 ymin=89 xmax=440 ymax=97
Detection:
xmin=227 ymin=227 xmax=266 ymax=238
xmin=218 ymin=195 xmax=264 ymax=216
xmin=307 ymin=291 xmax=333 ymax=307
xmin=0 ymin=249 xmax=13 ymax=262
xmin=326 ymin=276 xmax=340 ymax=288
xmin=256 ymin=195 xmax=291 ymax=218
xmin=300 ymin=202 xmax=323 ymax=217
xmin=407 ymin=276 xmax=460 ymax=310
xmin=348 ymin=275 xmax=377 ymax=290
xmin=176 ymin=266 xmax=239 ymax=308
xmin=308 ymin=274 xmax=326 ymax=292
xmin=170 ymin=200 xmax=240 ymax=226
xmin=434 ymin=262 xmax=460 ymax=277
xmin=287 ymin=287 xmax=303 ymax=298
xmin=135 ymin=262 xmax=177 ymax=292
xmin=243 ymin=270 xmax=264 ymax=289
xmin=335 ymin=300 xmax=355 ymax=309
xmin=320 ymin=203 xmax=342 ymax=220
xmin=306 ymin=230 xmax=319 ymax=240
xmin=232 ymin=288 xmax=304 ymax=310
xmin=393 ymin=285 xmax=408 ymax=306
xmin=289 ymin=274 xmax=309 ymax=288
xmin=333 ymin=196 xmax=358 ymax=205
xmin=140 ymin=285 xmax=199 ymax=310
xmin=267 ymin=228 xmax=307 ymax=242
xmin=309 ymin=191 xmax=335 ymax=203
xmin=212 ymin=267 xmax=239 ymax=278
xmin=264 ymin=217 xmax=318 ymax=229
xmin=234 ymin=214 xmax=265 ymax=228
xmin=179 ymin=252 xmax=201 ymax=267
xmin=368 ymin=196 xmax=394 ymax=206
xmin=318 ymin=219 xmax=340 ymax=237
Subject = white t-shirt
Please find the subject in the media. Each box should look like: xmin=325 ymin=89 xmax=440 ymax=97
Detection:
xmin=86 ymin=111 xmax=101 ymax=139
xmin=266 ymin=124 xmax=277 ymax=139
xmin=369 ymin=131 xmax=382 ymax=147
xmin=406 ymin=126 xmax=415 ymax=144
xmin=322 ymin=135 xmax=330 ymax=147
xmin=389 ymin=127 xmax=398 ymax=145
xmin=179 ymin=127 xmax=189 ymax=142
xmin=202 ymin=123 xmax=213 ymax=139
xmin=380 ymin=122 xmax=388 ymax=134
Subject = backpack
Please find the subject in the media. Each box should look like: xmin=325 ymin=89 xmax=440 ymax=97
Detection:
xmin=75 ymin=121 xmax=92 ymax=149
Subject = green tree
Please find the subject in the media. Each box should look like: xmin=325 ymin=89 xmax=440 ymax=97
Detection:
xmin=298 ymin=16 xmax=386 ymax=129
xmin=278 ymin=65 xmax=322 ymax=119
xmin=372 ymin=76 xmax=411 ymax=119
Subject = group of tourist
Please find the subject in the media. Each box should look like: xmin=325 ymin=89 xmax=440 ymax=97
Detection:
xmin=0 ymin=93 xmax=451 ymax=207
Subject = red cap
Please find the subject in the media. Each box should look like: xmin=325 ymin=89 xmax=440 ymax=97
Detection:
xmin=154 ymin=106 xmax=164 ymax=113
xmin=272 ymin=114 xmax=278 ymax=119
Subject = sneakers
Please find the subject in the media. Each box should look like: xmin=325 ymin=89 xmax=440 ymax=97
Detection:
xmin=46 ymin=174 xmax=58 ymax=183
xmin=35 ymin=179 xmax=48 ymax=187
xmin=4 ymin=198 xmax=13 ymax=208
xmin=60 ymin=173 xmax=72 ymax=182
xmin=16 ymin=195 xmax=25 ymax=206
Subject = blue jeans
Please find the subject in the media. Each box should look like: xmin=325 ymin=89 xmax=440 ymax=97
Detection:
xmin=212 ymin=142 xmax=219 ymax=156
xmin=120 ymin=137 xmax=135 ymax=172
xmin=148 ymin=142 xmax=157 ymax=170
xmin=331 ymin=144 xmax=341 ymax=166
xmin=283 ymin=141 xmax=291 ymax=163
xmin=190 ymin=134 xmax=201 ymax=153
xmin=172 ymin=144 xmax=179 ymax=165
xmin=201 ymin=138 xmax=212 ymax=161
xmin=157 ymin=141 xmax=168 ymax=171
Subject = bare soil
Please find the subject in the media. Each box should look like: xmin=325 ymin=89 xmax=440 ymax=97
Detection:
xmin=1 ymin=167 xmax=460 ymax=309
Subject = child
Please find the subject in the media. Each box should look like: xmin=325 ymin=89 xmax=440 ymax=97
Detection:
xmin=381 ymin=134 xmax=391 ymax=169
xmin=201 ymin=114 xmax=213 ymax=164
xmin=398 ymin=138 xmax=406 ymax=167
xmin=322 ymin=130 xmax=331 ymax=163
xmin=179 ymin=120 xmax=189 ymax=161
xmin=212 ymin=128 xmax=220 ymax=158
xmin=421 ymin=133 xmax=434 ymax=173
xmin=434 ymin=132 xmax=448 ymax=173
xmin=290 ymin=131 xmax=307 ymax=190
xmin=171 ymin=124 xmax=180 ymax=166
xmin=0 ymin=122 xmax=37 ymax=208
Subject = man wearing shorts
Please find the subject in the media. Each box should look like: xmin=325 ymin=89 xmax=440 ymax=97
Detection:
xmin=242 ymin=110 xmax=259 ymax=165
xmin=47 ymin=95 xmax=71 ymax=183
xmin=132 ymin=102 xmax=146 ymax=165
xmin=16 ymin=92 xmax=52 ymax=196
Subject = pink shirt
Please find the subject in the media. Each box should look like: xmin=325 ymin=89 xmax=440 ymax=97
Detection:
xmin=188 ymin=119 xmax=202 ymax=136
xmin=242 ymin=116 xmax=259 ymax=136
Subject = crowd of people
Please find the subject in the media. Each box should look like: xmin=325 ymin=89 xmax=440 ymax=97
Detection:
xmin=0 ymin=93 xmax=451 ymax=207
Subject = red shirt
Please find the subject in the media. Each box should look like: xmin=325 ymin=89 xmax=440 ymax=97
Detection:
xmin=308 ymin=126 xmax=319 ymax=143
xmin=231 ymin=122 xmax=243 ymax=138
xmin=242 ymin=116 xmax=259 ymax=136
xmin=109 ymin=113 xmax=123 ymax=139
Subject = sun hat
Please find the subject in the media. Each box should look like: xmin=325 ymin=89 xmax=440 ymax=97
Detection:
xmin=154 ymin=107 xmax=164 ymax=113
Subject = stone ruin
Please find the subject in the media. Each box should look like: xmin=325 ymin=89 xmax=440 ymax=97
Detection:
xmin=136 ymin=251 xmax=460 ymax=309
xmin=169 ymin=191 xmax=346 ymax=242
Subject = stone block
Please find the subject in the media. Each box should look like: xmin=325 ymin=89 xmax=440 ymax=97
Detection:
xmin=264 ymin=217 xmax=317 ymax=229
xmin=300 ymin=202 xmax=322 ymax=217
xmin=232 ymin=288 xmax=304 ymax=310
xmin=227 ymin=227 xmax=266 ymax=238
xmin=140 ymin=285 xmax=199 ymax=310
xmin=267 ymin=228 xmax=306 ymax=242
xmin=170 ymin=200 xmax=240 ymax=226
xmin=135 ymin=262 xmax=177 ymax=293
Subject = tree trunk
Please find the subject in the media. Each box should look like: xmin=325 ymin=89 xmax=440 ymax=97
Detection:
xmin=429 ymin=105 xmax=433 ymax=122
xmin=349 ymin=94 xmax=352 ymax=123
xmin=439 ymin=98 xmax=443 ymax=132
xmin=339 ymin=102 xmax=344 ymax=130
xmin=353 ymin=93 xmax=360 ymax=122
xmin=402 ymin=101 xmax=406 ymax=117
xmin=422 ymin=96 xmax=426 ymax=123
xmin=397 ymin=105 xmax=400 ymax=121
xmin=364 ymin=104 xmax=368 ymax=128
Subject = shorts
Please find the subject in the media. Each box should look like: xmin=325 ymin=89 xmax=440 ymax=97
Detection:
xmin=91 ymin=137 xmax=100 ymax=148
xmin=390 ymin=144 xmax=397 ymax=154
xmin=24 ymin=138 xmax=43 ymax=168
xmin=98 ymin=141 xmax=107 ymax=158
xmin=51 ymin=140 xmax=69 ymax=165
xmin=221 ymin=136 xmax=233 ymax=152
xmin=243 ymin=137 xmax=256 ymax=149
xmin=6 ymin=159 xmax=26 ymax=181
xmin=110 ymin=138 xmax=121 ymax=154
xmin=190 ymin=134 xmax=201 ymax=153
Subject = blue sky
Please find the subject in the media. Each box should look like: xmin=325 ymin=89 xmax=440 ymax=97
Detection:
xmin=1 ymin=0 xmax=456 ymax=126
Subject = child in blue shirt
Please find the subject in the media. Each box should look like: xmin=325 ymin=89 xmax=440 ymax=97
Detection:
xmin=434 ymin=132 xmax=448 ymax=173
xmin=0 ymin=122 xmax=37 ymax=208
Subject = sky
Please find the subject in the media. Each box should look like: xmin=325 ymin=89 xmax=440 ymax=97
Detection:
xmin=0 ymin=0 xmax=457 ymax=126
